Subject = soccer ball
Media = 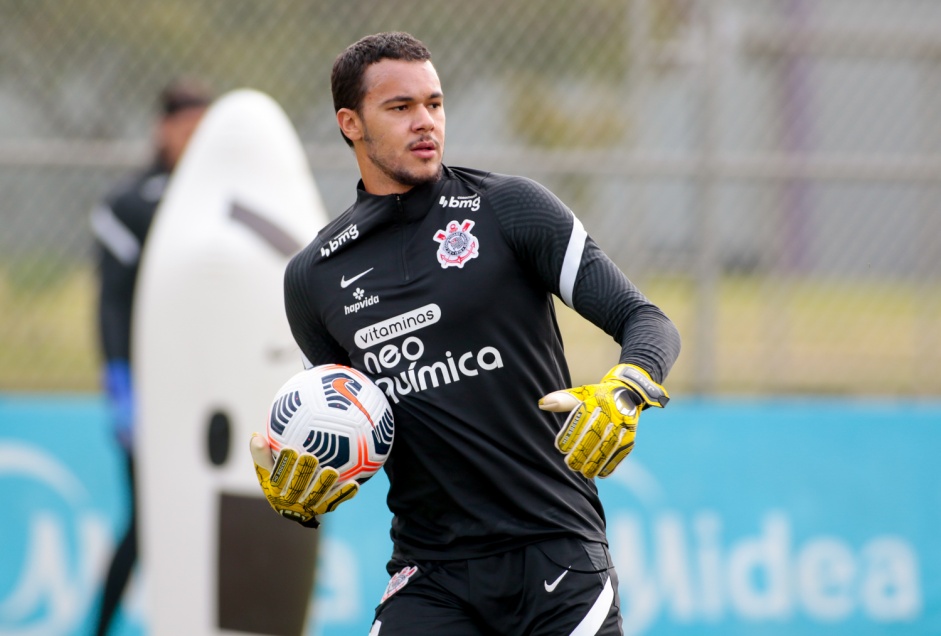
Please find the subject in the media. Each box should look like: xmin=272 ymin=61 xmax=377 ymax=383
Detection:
xmin=266 ymin=364 xmax=394 ymax=484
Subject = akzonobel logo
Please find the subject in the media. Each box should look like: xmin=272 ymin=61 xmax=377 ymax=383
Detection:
xmin=355 ymin=304 xmax=441 ymax=349
xmin=320 ymin=223 xmax=359 ymax=258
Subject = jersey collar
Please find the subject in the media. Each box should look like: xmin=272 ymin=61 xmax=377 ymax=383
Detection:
xmin=354 ymin=166 xmax=451 ymax=223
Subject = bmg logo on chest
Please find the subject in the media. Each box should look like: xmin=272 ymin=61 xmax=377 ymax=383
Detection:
xmin=439 ymin=194 xmax=480 ymax=211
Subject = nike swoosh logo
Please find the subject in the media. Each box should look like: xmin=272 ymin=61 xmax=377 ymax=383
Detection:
xmin=340 ymin=268 xmax=374 ymax=288
xmin=331 ymin=377 xmax=373 ymax=426
xmin=544 ymin=569 xmax=570 ymax=593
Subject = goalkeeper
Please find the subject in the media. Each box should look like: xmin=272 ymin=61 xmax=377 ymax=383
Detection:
xmin=252 ymin=31 xmax=680 ymax=636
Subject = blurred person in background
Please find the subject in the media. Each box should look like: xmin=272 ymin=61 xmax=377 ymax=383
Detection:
xmin=250 ymin=32 xmax=680 ymax=635
xmin=89 ymin=78 xmax=212 ymax=635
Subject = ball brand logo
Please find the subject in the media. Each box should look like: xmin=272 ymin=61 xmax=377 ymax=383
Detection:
xmin=321 ymin=370 xmax=394 ymax=457
xmin=269 ymin=390 xmax=301 ymax=435
xmin=438 ymin=193 xmax=481 ymax=211
xmin=320 ymin=223 xmax=359 ymax=258
xmin=323 ymin=372 xmax=370 ymax=422
xmin=433 ymin=219 xmax=480 ymax=269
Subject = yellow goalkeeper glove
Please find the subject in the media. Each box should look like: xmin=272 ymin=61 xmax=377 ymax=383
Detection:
xmin=249 ymin=432 xmax=358 ymax=528
xmin=539 ymin=364 xmax=669 ymax=479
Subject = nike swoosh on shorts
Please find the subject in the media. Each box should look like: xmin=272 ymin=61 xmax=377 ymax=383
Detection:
xmin=544 ymin=569 xmax=570 ymax=592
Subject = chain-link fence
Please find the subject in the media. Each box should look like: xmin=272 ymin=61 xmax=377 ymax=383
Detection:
xmin=1 ymin=0 xmax=939 ymax=395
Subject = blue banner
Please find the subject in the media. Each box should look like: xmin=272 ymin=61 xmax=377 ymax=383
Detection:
xmin=1 ymin=396 xmax=938 ymax=635
xmin=597 ymin=399 xmax=939 ymax=635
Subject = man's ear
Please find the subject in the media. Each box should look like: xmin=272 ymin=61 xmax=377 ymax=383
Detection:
xmin=337 ymin=108 xmax=363 ymax=143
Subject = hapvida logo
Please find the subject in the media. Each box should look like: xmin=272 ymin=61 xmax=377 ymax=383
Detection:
xmin=438 ymin=194 xmax=480 ymax=211
xmin=345 ymin=290 xmax=380 ymax=315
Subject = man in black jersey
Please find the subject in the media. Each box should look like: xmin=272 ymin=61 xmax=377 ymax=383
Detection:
xmin=250 ymin=32 xmax=680 ymax=635
xmin=90 ymin=79 xmax=211 ymax=635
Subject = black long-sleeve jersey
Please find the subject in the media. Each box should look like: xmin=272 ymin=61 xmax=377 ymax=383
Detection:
xmin=90 ymin=162 xmax=169 ymax=363
xmin=284 ymin=165 xmax=681 ymax=560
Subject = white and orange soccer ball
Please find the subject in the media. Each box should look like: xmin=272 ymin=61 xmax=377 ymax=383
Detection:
xmin=266 ymin=364 xmax=394 ymax=484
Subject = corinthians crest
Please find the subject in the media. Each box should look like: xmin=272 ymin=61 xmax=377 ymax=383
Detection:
xmin=433 ymin=219 xmax=479 ymax=268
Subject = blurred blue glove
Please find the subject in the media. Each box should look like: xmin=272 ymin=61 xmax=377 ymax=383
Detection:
xmin=104 ymin=360 xmax=135 ymax=451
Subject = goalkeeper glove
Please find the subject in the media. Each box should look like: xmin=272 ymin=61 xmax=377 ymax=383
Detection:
xmin=249 ymin=433 xmax=358 ymax=528
xmin=539 ymin=364 xmax=669 ymax=479
xmin=104 ymin=360 xmax=134 ymax=451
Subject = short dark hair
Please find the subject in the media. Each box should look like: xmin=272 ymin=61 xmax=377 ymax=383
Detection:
xmin=159 ymin=77 xmax=213 ymax=117
xmin=331 ymin=32 xmax=432 ymax=147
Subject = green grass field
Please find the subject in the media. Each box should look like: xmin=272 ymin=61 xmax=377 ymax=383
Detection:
xmin=2 ymin=266 xmax=938 ymax=396
xmin=0 ymin=267 xmax=99 ymax=391
xmin=554 ymin=275 xmax=939 ymax=396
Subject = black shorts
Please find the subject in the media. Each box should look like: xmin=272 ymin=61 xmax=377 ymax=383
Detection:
xmin=370 ymin=537 xmax=622 ymax=636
